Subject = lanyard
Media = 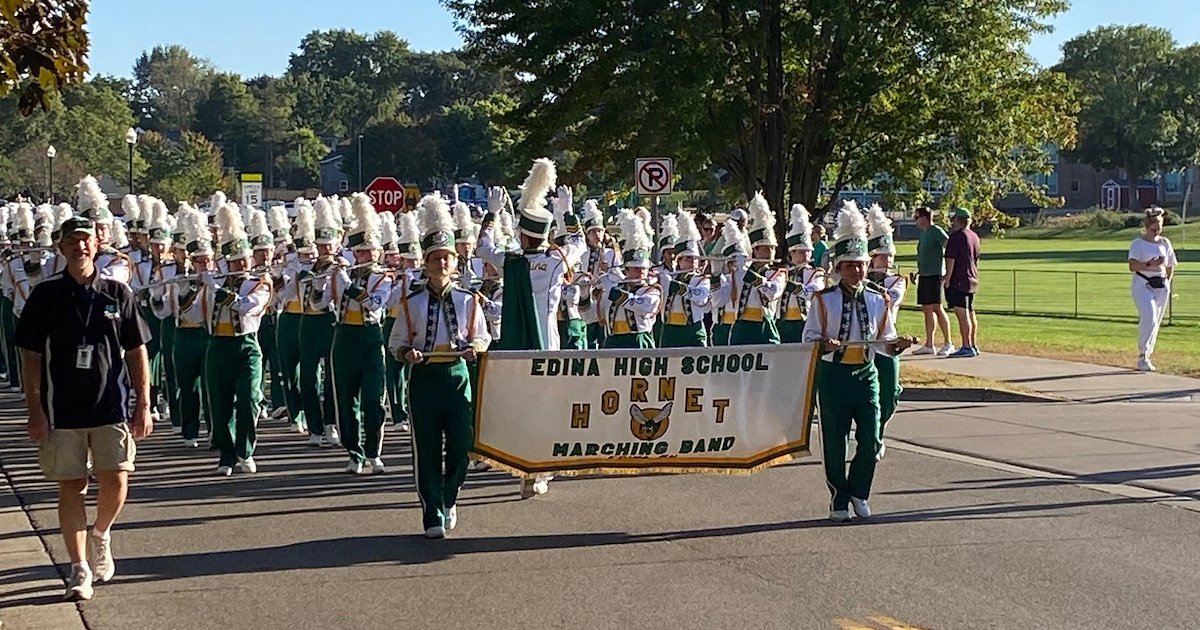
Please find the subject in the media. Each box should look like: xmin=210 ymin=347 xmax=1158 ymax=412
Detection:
xmin=74 ymin=286 xmax=97 ymax=344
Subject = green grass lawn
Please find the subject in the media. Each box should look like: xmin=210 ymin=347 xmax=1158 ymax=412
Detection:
xmin=891 ymin=222 xmax=1200 ymax=377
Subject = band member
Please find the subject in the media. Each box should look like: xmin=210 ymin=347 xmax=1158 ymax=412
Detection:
xmin=728 ymin=193 xmax=785 ymax=345
xmin=75 ymin=177 xmax=130 ymax=285
xmin=161 ymin=207 xmax=191 ymax=432
xmin=327 ymin=194 xmax=392 ymax=474
xmin=475 ymin=162 xmax=585 ymax=351
xmin=453 ymin=196 xmax=484 ymax=283
xmin=659 ymin=210 xmax=711 ymax=348
xmin=205 ymin=203 xmax=271 ymax=476
xmin=297 ymin=198 xmax=342 ymax=447
xmin=866 ymin=204 xmax=907 ymax=451
xmin=803 ymin=206 xmax=911 ymax=523
xmin=388 ymin=194 xmax=490 ymax=539
xmin=600 ymin=210 xmax=662 ymax=349
xmin=131 ymin=201 xmax=176 ymax=423
xmin=247 ymin=210 xmax=283 ymax=421
xmin=2 ymin=204 xmax=38 ymax=392
xmin=578 ymin=200 xmax=618 ymax=348
xmin=553 ymin=197 xmax=587 ymax=350
xmin=383 ymin=210 xmax=422 ymax=432
xmin=173 ymin=207 xmax=215 ymax=447
xmin=779 ymin=204 xmax=825 ymax=344
xmin=709 ymin=218 xmax=750 ymax=347
xmin=276 ymin=203 xmax=317 ymax=437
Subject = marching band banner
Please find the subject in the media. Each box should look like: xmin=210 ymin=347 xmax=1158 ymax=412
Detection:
xmin=473 ymin=344 xmax=820 ymax=476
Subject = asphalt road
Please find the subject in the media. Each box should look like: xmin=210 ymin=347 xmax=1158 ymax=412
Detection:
xmin=2 ymin=400 xmax=1199 ymax=630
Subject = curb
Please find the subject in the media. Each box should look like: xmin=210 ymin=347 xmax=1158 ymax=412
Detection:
xmin=900 ymin=387 xmax=1058 ymax=404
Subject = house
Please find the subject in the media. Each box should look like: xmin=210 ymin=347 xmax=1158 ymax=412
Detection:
xmin=997 ymin=145 xmax=1198 ymax=211
xmin=319 ymin=152 xmax=350 ymax=196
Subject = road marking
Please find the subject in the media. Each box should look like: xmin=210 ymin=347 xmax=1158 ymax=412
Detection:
xmin=889 ymin=439 xmax=1200 ymax=514
xmin=834 ymin=615 xmax=929 ymax=629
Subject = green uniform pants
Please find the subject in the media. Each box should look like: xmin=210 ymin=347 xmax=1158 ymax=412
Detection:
xmin=729 ymin=317 xmax=781 ymax=346
xmin=173 ymin=327 xmax=211 ymax=440
xmin=258 ymin=314 xmax=285 ymax=412
xmin=160 ymin=316 xmax=181 ymax=427
xmin=409 ymin=360 xmax=473 ymax=530
xmin=710 ymin=322 xmax=731 ymax=347
xmin=586 ymin=322 xmax=607 ymax=349
xmin=381 ymin=317 xmax=409 ymax=425
xmin=140 ymin=304 xmax=163 ymax=391
xmin=778 ymin=318 xmax=805 ymax=344
xmin=660 ymin=322 xmax=707 ymax=348
xmin=817 ymin=361 xmax=882 ymax=510
xmin=2 ymin=296 xmax=20 ymax=389
xmin=558 ymin=318 xmax=587 ymax=350
xmin=332 ymin=324 xmax=386 ymax=463
xmin=604 ymin=331 xmax=655 ymax=349
xmin=275 ymin=312 xmax=304 ymax=425
xmin=874 ymin=353 xmax=902 ymax=434
xmin=205 ymin=335 xmax=263 ymax=467
xmin=299 ymin=312 xmax=336 ymax=436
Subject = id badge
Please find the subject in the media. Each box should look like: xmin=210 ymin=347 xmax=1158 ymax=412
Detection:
xmin=76 ymin=345 xmax=95 ymax=369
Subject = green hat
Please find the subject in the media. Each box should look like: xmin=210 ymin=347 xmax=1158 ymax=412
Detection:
xmin=951 ymin=207 xmax=972 ymax=220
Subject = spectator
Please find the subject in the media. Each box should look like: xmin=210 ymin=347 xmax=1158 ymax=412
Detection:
xmin=943 ymin=208 xmax=981 ymax=357
xmin=811 ymin=224 xmax=829 ymax=271
xmin=912 ymin=207 xmax=954 ymax=356
xmin=1127 ymin=207 xmax=1176 ymax=372
xmin=15 ymin=216 xmax=153 ymax=601
xmin=696 ymin=212 xmax=719 ymax=256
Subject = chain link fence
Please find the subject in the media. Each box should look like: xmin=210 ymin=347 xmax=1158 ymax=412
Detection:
xmin=907 ymin=268 xmax=1200 ymax=326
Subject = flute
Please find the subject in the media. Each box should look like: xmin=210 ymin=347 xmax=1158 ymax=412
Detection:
xmin=135 ymin=268 xmax=254 ymax=293
xmin=299 ymin=260 xmax=379 ymax=283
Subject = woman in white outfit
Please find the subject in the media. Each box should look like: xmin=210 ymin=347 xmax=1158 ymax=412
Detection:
xmin=1127 ymin=208 xmax=1176 ymax=372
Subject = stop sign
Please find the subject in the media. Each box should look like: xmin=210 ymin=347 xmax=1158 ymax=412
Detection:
xmin=365 ymin=177 xmax=406 ymax=213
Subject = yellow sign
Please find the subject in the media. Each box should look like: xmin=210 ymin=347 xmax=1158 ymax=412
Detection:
xmin=404 ymin=186 xmax=421 ymax=209
xmin=240 ymin=173 xmax=263 ymax=183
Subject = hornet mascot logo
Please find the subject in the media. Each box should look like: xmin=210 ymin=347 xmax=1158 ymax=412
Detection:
xmin=629 ymin=402 xmax=672 ymax=441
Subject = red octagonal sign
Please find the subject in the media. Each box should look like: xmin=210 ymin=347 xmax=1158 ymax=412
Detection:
xmin=365 ymin=177 xmax=406 ymax=213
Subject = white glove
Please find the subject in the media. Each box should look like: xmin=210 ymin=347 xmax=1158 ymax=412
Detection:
xmin=554 ymin=186 xmax=574 ymax=214
xmin=488 ymin=187 xmax=506 ymax=214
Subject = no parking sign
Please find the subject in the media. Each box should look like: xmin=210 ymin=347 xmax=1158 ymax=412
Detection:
xmin=635 ymin=158 xmax=673 ymax=196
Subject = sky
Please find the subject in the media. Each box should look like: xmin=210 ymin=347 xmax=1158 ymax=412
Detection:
xmin=86 ymin=0 xmax=1200 ymax=78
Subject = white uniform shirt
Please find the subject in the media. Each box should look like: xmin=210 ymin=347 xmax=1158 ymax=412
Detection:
xmin=331 ymin=265 xmax=391 ymax=325
xmin=96 ymin=248 xmax=131 ymax=285
xmin=204 ymin=273 xmax=272 ymax=336
xmin=1128 ymin=236 xmax=1177 ymax=281
xmin=659 ymin=269 xmax=712 ymax=325
xmin=598 ymin=269 xmax=662 ymax=334
xmin=802 ymin=284 xmax=896 ymax=362
xmin=387 ymin=284 xmax=491 ymax=356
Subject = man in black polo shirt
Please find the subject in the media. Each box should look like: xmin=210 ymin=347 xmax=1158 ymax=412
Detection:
xmin=15 ymin=216 xmax=153 ymax=602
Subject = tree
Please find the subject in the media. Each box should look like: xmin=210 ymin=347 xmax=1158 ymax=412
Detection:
xmin=283 ymin=30 xmax=413 ymax=137
xmin=131 ymin=45 xmax=215 ymax=131
xmin=138 ymin=130 xmax=228 ymax=203
xmin=1056 ymin=25 xmax=1178 ymax=209
xmin=195 ymin=73 xmax=262 ymax=170
xmin=0 ymin=0 xmax=89 ymax=114
xmin=450 ymin=0 xmax=1077 ymax=227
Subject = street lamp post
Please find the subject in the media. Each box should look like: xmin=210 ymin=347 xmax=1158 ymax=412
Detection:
xmin=46 ymin=145 xmax=56 ymax=203
xmin=357 ymin=134 xmax=364 ymax=191
xmin=125 ymin=127 xmax=137 ymax=194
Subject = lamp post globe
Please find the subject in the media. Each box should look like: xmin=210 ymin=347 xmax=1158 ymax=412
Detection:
xmin=125 ymin=127 xmax=137 ymax=194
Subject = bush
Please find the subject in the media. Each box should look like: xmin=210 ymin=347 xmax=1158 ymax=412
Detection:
xmin=1122 ymin=210 xmax=1181 ymax=228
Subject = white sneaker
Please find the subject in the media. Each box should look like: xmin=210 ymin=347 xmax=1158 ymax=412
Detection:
xmin=937 ymin=343 xmax=956 ymax=356
xmin=183 ymin=438 xmax=200 ymax=448
xmin=850 ymin=497 xmax=872 ymax=518
xmin=445 ymin=505 xmax=458 ymax=530
xmin=1137 ymin=357 xmax=1157 ymax=372
xmin=257 ymin=407 xmax=269 ymax=421
xmin=829 ymin=509 xmax=851 ymax=523
xmin=876 ymin=441 xmax=887 ymax=461
xmin=216 ymin=465 xmax=233 ymax=477
xmin=369 ymin=457 xmax=386 ymax=474
xmin=533 ymin=476 xmax=551 ymax=495
xmin=424 ymin=525 xmax=446 ymax=539
xmin=87 ymin=530 xmax=115 ymax=582
xmin=327 ymin=427 xmax=342 ymax=447
xmin=519 ymin=478 xmax=536 ymax=499
xmin=237 ymin=458 xmax=257 ymax=474
xmin=63 ymin=564 xmax=94 ymax=601
xmin=271 ymin=406 xmax=288 ymax=420
xmin=912 ymin=345 xmax=935 ymax=356
xmin=345 ymin=459 xmax=363 ymax=474
xmin=398 ymin=419 xmax=411 ymax=432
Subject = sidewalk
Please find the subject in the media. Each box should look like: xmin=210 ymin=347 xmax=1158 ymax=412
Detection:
xmin=905 ymin=351 xmax=1200 ymax=403
xmin=889 ymin=351 xmax=1200 ymax=502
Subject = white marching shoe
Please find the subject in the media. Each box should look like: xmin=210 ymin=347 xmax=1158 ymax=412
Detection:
xmin=850 ymin=497 xmax=872 ymax=519
xmin=369 ymin=457 xmax=386 ymax=474
xmin=327 ymin=426 xmax=342 ymax=447
xmin=237 ymin=458 xmax=257 ymax=474
xmin=445 ymin=505 xmax=458 ymax=531
xmin=216 ymin=465 xmax=233 ymax=477
xmin=829 ymin=509 xmax=851 ymax=523
xmin=345 ymin=459 xmax=363 ymax=474
xmin=307 ymin=433 xmax=323 ymax=446
xmin=183 ymin=438 xmax=200 ymax=448
xmin=424 ymin=525 xmax=446 ymax=539
xmin=533 ymin=476 xmax=551 ymax=495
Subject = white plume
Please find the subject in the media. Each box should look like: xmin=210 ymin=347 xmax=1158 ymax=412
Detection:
xmin=619 ymin=209 xmax=652 ymax=252
xmin=582 ymin=199 xmax=602 ymax=227
xmin=866 ymin=203 xmax=892 ymax=239
xmin=518 ymin=158 xmax=557 ymax=213
xmin=788 ymin=203 xmax=813 ymax=237
xmin=112 ymin=219 xmax=129 ymax=248
xmin=216 ymin=202 xmax=248 ymax=244
xmin=834 ymin=204 xmax=868 ymax=241
xmin=293 ymin=204 xmax=316 ymax=246
xmin=379 ymin=211 xmax=399 ymax=246
xmin=418 ymin=193 xmax=455 ymax=238
xmin=76 ymin=175 xmax=106 ymax=212
xmin=122 ymin=195 xmax=140 ymax=223
xmin=676 ymin=209 xmax=700 ymax=245
xmin=748 ymin=192 xmax=775 ymax=234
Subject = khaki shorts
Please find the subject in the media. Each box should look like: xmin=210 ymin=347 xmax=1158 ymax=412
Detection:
xmin=38 ymin=423 xmax=136 ymax=481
